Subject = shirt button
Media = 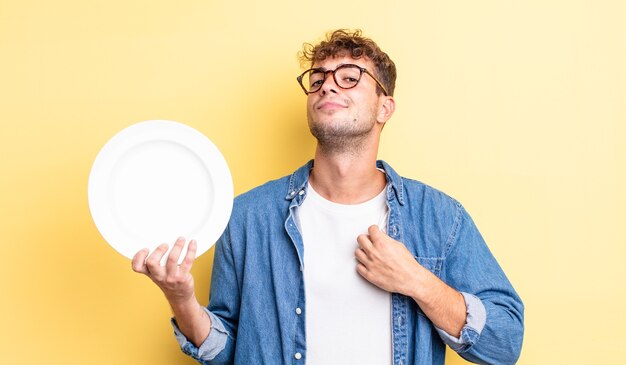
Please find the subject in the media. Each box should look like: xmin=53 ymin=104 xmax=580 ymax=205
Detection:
xmin=295 ymin=307 xmax=302 ymax=315
xmin=294 ymin=352 xmax=302 ymax=360
xmin=298 ymin=190 xmax=304 ymax=195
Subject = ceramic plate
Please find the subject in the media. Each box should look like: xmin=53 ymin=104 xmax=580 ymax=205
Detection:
xmin=88 ymin=120 xmax=233 ymax=262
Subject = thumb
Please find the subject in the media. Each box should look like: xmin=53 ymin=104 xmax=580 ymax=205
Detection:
xmin=368 ymin=224 xmax=387 ymax=243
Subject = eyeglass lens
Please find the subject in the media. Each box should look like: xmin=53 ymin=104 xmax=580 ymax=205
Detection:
xmin=303 ymin=65 xmax=362 ymax=93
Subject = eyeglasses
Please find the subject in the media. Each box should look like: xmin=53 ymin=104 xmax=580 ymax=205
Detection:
xmin=296 ymin=64 xmax=388 ymax=96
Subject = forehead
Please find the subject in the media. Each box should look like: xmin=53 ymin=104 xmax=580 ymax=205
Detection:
xmin=312 ymin=55 xmax=375 ymax=71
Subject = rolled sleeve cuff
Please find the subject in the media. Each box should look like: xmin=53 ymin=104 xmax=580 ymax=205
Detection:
xmin=435 ymin=292 xmax=486 ymax=353
xmin=171 ymin=307 xmax=229 ymax=362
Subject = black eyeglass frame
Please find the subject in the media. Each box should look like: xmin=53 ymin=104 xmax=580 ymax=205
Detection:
xmin=296 ymin=64 xmax=389 ymax=96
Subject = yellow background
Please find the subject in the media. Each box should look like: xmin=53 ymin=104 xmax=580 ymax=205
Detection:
xmin=1 ymin=0 xmax=624 ymax=364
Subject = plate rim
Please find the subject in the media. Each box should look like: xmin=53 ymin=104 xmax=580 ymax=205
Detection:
xmin=88 ymin=119 xmax=233 ymax=260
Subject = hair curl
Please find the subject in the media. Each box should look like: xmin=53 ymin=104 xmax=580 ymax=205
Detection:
xmin=299 ymin=29 xmax=396 ymax=96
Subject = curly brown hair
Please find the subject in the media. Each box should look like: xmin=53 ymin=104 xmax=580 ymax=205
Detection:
xmin=299 ymin=29 xmax=397 ymax=96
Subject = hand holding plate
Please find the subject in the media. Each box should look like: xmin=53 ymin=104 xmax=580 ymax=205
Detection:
xmin=132 ymin=237 xmax=198 ymax=306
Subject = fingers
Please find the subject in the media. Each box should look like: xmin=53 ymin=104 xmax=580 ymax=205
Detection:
xmin=355 ymin=225 xmax=393 ymax=270
xmin=145 ymin=243 xmax=170 ymax=279
xmin=131 ymin=248 xmax=150 ymax=274
xmin=358 ymin=225 xmax=388 ymax=252
xmin=131 ymin=237 xmax=198 ymax=280
xmin=356 ymin=262 xmax=369 ymax=277
xmin=180 ymin=239 xmax=197 ymax=273
xmin=368 ymin=224 xmax=388 ymax=242
xmin=357 ymin=233 xmax=373 ymax=252
xmin=355 ymin=244 xmax=369 ymax=264
xmin=166 ymin=237 xmax=197 ymax=274
xmin=166 ymin=237 xmax=186 ymax=273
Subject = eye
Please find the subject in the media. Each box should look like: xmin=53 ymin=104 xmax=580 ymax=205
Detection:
xmin=308 ymin=71 xmax=325 ymax=88
xmin=335 ymin=66 xmax=361 ymax=86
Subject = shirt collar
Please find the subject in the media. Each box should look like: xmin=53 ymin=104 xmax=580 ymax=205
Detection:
xmin=285 ymin=159 xmax=405 ymax=205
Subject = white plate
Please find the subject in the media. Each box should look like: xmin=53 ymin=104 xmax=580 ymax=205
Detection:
xmin=88 ymin=120 xmax=233 ymax=263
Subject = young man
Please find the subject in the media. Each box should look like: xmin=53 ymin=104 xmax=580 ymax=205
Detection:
xmin=132 ymin=29 xmax=524 ymax=365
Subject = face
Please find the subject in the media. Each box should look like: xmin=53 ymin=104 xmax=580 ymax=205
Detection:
xmin=306 ymin=56 xmax=387 ymax=153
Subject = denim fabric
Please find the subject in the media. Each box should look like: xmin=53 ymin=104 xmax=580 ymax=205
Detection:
xmin=172 ymin=160 xmax=524 ymax=365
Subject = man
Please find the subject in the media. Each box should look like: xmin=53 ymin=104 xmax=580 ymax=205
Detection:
xmin=132 ymin=29 xmax=524 ymax=365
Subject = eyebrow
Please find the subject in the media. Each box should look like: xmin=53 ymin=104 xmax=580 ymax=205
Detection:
xmin=311 ymin=63 xmax=355 ymax=72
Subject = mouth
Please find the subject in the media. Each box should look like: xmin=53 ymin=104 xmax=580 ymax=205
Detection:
xmin=316 ymin=101 xmax=348 ymax=110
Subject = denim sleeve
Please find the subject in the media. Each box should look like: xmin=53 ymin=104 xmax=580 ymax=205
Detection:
xmin=434 ymin=292 xmax=486 ymax=350
xmin=171 ymin=309 xmax=229 ymax=363
xmin=443 ymin=204 xmax=524 ymax=365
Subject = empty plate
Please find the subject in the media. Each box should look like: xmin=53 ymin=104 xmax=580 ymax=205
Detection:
xmin=88 ymin=120 xmax=233 ymax=263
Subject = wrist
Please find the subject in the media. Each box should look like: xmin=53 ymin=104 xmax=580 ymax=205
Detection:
xmin=406 ymin=264 xmax=438 ymax=304
xmin=169 ymin=295 xmax=200 ymax=316
xmin=170 ymin=296 xmax=212 ymax=348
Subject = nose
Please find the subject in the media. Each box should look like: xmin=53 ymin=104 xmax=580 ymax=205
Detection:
xmin=319 ymin=71 xmax=339 ymax=95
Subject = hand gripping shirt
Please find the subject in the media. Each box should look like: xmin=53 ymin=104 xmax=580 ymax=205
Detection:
xmin=172 ymin=160 xmax=524 ymax=365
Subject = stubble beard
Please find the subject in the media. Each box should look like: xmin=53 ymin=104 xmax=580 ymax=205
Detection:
xmin=308 ymin=112 xmax=376 ymax=155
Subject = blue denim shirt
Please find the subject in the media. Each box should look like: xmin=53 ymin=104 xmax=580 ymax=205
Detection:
xmin=172 ymin=160 xmax=524 ymax=365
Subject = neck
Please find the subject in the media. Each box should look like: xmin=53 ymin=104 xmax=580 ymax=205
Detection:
xmin=310 ymin=139 xmax=386 ymax=204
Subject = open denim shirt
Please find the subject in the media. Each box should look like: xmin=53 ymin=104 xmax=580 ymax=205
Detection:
xmin=172 ymin=160 xmax=524 ymax=365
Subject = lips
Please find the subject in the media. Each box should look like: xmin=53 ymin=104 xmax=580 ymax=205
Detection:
xmin=316 ymin=100 xmax=348 ymax=110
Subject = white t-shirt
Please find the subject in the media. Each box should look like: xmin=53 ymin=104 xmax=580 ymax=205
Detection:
xmin=294 ymin=183 xmax=392 ymax=365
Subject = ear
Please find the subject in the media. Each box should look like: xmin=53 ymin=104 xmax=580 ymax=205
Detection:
xmin=376 ymin=96 xmax=396 ymax=125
